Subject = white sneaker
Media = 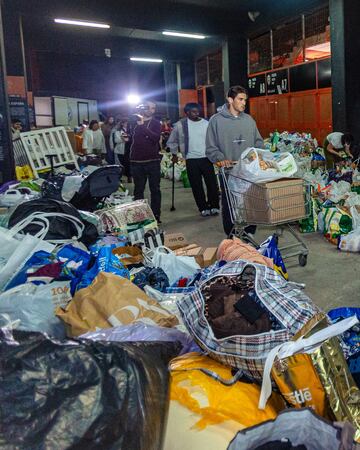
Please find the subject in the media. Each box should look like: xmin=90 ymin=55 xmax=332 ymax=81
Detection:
xmin=210 ymin=208 xmax=220 ymax=216
xmin=201 ymin=209 xmax=211 ymax=217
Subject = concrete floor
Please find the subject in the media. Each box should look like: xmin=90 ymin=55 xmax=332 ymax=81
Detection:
xmin=132 ymin=178 xmax=360 ymax=312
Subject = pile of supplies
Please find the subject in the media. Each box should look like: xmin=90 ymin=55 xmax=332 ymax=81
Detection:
xmin=0 ymin=139 xmax=359 ymax=449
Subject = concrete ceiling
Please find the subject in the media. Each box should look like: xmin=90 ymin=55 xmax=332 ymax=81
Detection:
xmin=6 ymin=0 xmax=327 ymax=62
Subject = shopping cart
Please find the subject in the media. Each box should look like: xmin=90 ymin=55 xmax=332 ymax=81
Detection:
xmin=220 ymin=167 xmax=311 ymax=267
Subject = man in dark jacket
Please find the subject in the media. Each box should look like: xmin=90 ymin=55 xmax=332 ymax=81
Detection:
xmin=130 ymin=101 xmax=162 ymax=222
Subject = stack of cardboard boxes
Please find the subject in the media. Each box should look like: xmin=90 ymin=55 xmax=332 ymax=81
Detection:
xmin=164 ymin=233 xmax=217 ymax=268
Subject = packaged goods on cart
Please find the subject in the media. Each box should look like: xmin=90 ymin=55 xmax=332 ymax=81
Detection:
xmin=177 ymin=260 xmax=321 ymax=382
xmin=259 ymin=315 xmax=360 ymax=442
xmin=0 ymin=328 xmax=179 ymax=450
xmin=231 ymin=148 xmax=297 ymax=183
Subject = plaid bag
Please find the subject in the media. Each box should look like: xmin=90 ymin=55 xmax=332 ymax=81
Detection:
xmin=177 ymin=260 xmax=321 ymax=381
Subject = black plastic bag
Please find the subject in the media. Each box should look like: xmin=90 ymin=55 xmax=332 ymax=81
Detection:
xmin=0 ymin=329 xmax=180 ymax=450
xmin=8 ymin=198 xmax=98 ymax=247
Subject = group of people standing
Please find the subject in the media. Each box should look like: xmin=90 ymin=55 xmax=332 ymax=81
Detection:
xmin=126 ymin=85 xmax=264 ymax=229
xmin=81 ymin=86 xmax=265 ymax=229
xmin=80 ymin=117 xmax=132 ymax=182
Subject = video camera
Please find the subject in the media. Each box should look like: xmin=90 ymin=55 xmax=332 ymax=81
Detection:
xmin=129 ymin=103 xmax=150 ymax=123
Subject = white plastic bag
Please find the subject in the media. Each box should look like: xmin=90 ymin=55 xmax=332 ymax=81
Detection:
xmin=232 ymin=148 xmax=297 ymax=183
xmin=150 ymin=246 xmax=200 ymax=285
xmin=339 ymin=229 xmax=360 ymax=252
xmin=327 ymin=180 xmax=351 ymax=203
xmin=0 ymin=215 xmax=55 ymax=291
xmin=0 ymin=283 xmax=67 ymax=338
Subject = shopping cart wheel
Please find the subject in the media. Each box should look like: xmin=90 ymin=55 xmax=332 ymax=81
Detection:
xmin=298 ymin=254 xmax=308 ymax=267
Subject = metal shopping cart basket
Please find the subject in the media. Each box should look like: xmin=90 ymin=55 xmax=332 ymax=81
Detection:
xmin=220 ymin=167 xmax=311 ymax=267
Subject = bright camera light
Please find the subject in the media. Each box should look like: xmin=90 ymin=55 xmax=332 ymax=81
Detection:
xmin=127 ymin=94 xmax=141 ymax=105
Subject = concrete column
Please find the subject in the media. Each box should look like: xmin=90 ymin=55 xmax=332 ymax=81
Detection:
xmin=0 ymin=0 xmax=15 ymax=182
xmin=330 ymin=0 xmax=360 ymax=140
xmin=222 ymin=36 xmax=248 ymax=93
xmin=163 ymin=61 xmax=179 ymax=122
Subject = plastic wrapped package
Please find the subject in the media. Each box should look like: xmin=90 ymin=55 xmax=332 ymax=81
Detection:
xmin=94 ymin=200 xmax=156 ymax=234
xmin=0 ymin=329 xmax=180 ymax=450
xmin=81 ymin=322 xmax=199 ymax=354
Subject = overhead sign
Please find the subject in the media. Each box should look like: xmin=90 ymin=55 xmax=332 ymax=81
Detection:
xmin=266 ymin=69 xmax=289 ymax=95
xmin=248 ymin=74 xmax=266 ymax=97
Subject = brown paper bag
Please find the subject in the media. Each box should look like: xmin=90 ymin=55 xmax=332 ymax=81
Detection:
xmin=56 ymin=272 xmax=178 ymax=337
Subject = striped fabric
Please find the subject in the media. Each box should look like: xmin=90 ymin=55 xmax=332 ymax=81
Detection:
xmin=177 ymin=260 xmax=321 ymax=381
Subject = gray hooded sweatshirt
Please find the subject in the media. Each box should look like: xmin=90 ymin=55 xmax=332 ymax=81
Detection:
xmin=205 ymin=104 xmax=264 ymax=163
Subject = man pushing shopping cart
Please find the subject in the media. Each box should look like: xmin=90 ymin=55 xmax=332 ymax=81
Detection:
xmin=205 ymin=85 xmax=310 ymax=267
xmin=206 ymin=85 xmax=264 ymax=237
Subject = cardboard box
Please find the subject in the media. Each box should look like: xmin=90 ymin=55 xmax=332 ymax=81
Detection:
xmin=203 ymin=247 xmax=218 ymax=267
xmin=174 ymin=244 xmax=218 ymax=268
xmin=242 ymin=178 xmax=306 ymax=224
xmin=164 ymin=233 xmax=188 ymax=250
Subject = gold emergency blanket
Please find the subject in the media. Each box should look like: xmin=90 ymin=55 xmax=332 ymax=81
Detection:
xmin=268 ymin=317 xmax=360 ymax=442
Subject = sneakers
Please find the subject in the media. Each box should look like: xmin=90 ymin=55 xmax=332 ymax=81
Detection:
xmin=210 ymin=208 xmax=220 ymax=216
xmin=201 ymin=209 xmax=211 ymax=217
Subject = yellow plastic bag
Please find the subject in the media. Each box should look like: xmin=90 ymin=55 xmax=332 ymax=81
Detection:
xmin=169 ymin=353 xmax=285 ymax=430
xmin=15 ymin=165 xmax=34 ymax=181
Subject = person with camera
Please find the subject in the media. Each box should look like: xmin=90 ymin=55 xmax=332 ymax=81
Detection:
xmin=130 ymin=101 xmax=162 ymax=222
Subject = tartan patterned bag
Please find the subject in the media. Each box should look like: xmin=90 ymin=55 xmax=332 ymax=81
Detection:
xmin=177 ymin=260 xmax=321 ymax=382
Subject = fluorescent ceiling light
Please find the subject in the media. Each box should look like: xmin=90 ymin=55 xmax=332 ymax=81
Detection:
xmin=162 ymin=31 xmax=205 ymax=39
xmin=54 ymin=18 xmax=110 ymax=29
xmin=130 ymin=57 xmax=163 ymax=63
xmin=127 ymin=94 xmax=141 ymax=104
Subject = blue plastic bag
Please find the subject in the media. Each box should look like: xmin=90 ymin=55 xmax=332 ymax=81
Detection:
xmin=328 ymin=307 xmax=360 ymax=358
xmin=259 ymin=235 xmax=288 ymax=280
xmin=5 ymin=251 xmax=55 ymax=290
xmin=57 ymin=244 xmax=91 ymax=294
xmin=76 ymin=246 xmax=129 ymax=291
xmin=89 ymin=236 xmax=127 ymax=256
